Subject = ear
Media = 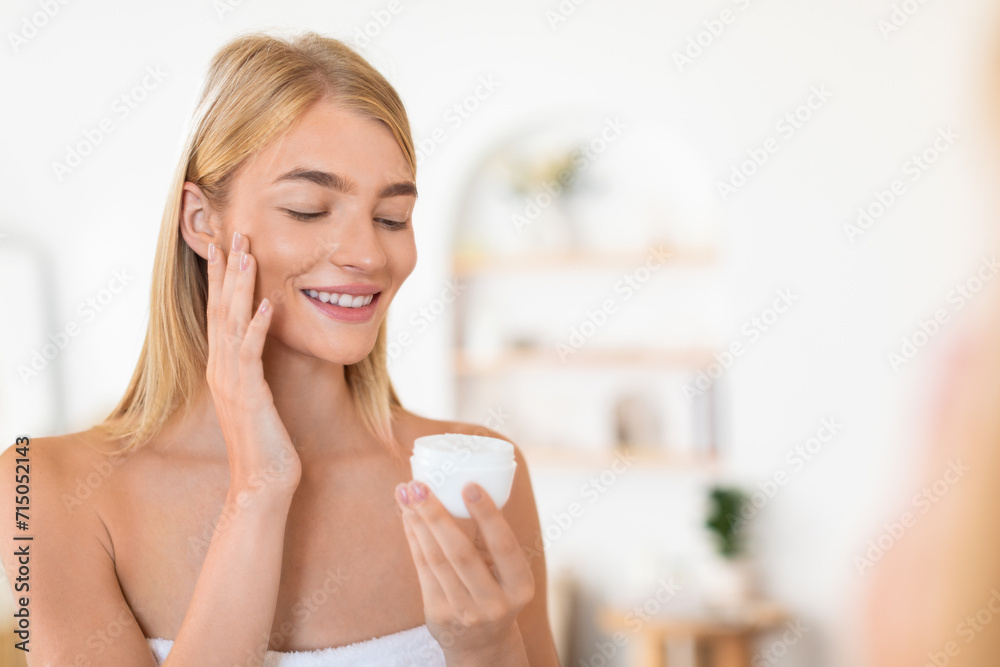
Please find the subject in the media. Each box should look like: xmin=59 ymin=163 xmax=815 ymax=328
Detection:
xmin=179 ymin=182 xmax=226 ymax=261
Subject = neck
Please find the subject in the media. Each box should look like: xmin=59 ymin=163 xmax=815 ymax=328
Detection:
xmin=161 ymin=335 xmax=375 ymax=464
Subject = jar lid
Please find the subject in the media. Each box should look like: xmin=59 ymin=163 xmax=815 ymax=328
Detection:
xmin=412 ymin=433 xmax=514 ymax=467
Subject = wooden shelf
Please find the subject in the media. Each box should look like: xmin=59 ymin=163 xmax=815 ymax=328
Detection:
xmin=455 ymin=346 xmax=718 ymax=375
xmin=520 ymin=445 xmax=717 ymax=469
xmin=452 ymin=244 xmax=716 ymax=277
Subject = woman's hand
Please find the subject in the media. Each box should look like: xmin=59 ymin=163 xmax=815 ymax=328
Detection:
xmin=394 ymin=479 xmax=534 ymax=665
xmin=205 ymin=231 xmax=302 ymax=494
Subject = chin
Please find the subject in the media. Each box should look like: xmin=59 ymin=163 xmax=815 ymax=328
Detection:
xmin=318 ymin=336 xmax=379 ymax=366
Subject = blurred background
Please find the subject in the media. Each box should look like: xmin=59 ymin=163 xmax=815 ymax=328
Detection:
xmin=3 ymin=0 xmax=1000 ymax=665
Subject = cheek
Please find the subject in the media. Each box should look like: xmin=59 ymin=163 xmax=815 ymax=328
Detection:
xmin=251 ymin=236 xmax=305 ymax=309
xmin=387 ymin=232 xmax=417 ymax=280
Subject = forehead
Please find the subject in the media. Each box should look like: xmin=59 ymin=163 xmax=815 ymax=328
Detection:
xmin=242 ymin=98 xmax=412 ymax=186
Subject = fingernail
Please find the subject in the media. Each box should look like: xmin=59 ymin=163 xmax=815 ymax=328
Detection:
xmin=240 ymin=251 xmax=248 ymax=271
xmin=464 ymin=484 xmax=482 ymax=502
xmin=208 ymin=243 xmax=218 ymax=264
xmin=396 ymin=483 xmax=410 ymax=506
xmin=409 ymin=480 xmax=427 ymax=502
xmin=258 ymin=298 xmax=270 ymax=315
xmin=232 ymin=231 xmax=243 ymax=251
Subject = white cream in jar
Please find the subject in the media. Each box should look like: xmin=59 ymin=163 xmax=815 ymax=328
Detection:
xmin=410 ymin=433 xmax=517 ymax=518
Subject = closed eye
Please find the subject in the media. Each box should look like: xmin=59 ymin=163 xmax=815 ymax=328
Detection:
xmin=284 ymin=209 xmax=327 ymax=221
xmin=376 ymin=218 xmax=408 ymax=230
xmin=283 ymin=209 xmax=407 ymax=230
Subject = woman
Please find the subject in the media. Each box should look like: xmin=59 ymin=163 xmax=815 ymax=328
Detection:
xmin=0 ymin=31 xmax=560 ymax=666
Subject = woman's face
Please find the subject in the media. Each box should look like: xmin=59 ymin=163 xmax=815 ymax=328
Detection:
xmin=183 ymin=97 xmax=418 ymax=365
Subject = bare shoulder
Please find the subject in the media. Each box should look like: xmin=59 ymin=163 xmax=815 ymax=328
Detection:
xmin=0 ymin=430 xmax=118 ymax=560
xmin=0 ymin=431 xmax=155 ymax=664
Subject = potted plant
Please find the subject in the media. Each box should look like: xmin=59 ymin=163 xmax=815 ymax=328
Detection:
xmin=700 ymin=485 xmax=756 ymax=609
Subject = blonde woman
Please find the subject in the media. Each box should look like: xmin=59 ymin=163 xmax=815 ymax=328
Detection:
xmin=0 ymin=32 xmax=560 ymax=666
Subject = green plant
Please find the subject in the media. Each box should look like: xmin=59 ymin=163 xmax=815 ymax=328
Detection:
xmin=705 ymin=486 xmax=749 ymax=559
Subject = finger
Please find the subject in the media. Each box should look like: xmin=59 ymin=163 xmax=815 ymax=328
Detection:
xmin=397 ymin=488 xmax=448 ymax=603
xmin=400 ymin=503 xmax=476 ymax=611
xmin=228 ymin=246 xmax=257 ymax=341
xmin=220 ymin=230 xmax=244 ymax=315
xmin=205 ymin=241 xmax=226 ymax=370
xmin=238 ymin=296 xmax=273 ymax=388
xmin=408 ymin=482 xmax=503 ymax=602
xmin=221 ymin=236 xmax=254 ymax=384
xmin=461 ymin=482 xmax=533 ymax=601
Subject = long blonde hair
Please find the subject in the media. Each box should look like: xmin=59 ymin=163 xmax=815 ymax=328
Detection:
xmin=95 ymin=31 xmax=414 ymax=460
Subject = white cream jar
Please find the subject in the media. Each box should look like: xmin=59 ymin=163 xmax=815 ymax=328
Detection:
xmin=410 ymin=433 xmax=517 ymax=518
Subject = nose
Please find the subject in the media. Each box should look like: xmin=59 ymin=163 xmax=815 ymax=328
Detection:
xmin=328 ymin=214 xmax=387 ymax=274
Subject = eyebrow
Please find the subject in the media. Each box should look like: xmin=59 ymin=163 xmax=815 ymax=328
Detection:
xmin=272 ymin=167 xmax=417 ymax=198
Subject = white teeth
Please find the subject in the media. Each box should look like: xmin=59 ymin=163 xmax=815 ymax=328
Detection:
xmin=303 ymin=290 xmax=376 ymax=308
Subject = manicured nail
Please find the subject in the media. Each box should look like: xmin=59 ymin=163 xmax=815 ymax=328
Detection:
xmin=464 ymin=483 xmax=482 ymax=502
xmin=232 ymin=231 xmax=243 ymax=251
xmin=396 ymin=483 xmax=410 ymax=506
xmin=240 ymin=251 xmax=248 ymax=271
xmin=409 ymin=480 xmax=427 ymax=502
xmin=258 ymin=298 xmax=270 ymax=315
xmin=208 ymin=242 xmax=218 ymax=264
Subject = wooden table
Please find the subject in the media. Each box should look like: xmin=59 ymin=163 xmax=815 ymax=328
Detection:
xmin=598 ymin=600 xmax=789 ymax=667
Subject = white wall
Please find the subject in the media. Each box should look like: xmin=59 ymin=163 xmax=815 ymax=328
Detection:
xmin=3 ymin=1 xmax=1000 ymax=665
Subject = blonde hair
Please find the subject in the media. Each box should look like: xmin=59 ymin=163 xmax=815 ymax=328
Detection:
xmin=95 ymin=31 xmax=414 ymax=461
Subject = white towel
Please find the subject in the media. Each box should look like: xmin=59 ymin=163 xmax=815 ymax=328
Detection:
xmin=146 ymin=623 xmax=446 ymax=666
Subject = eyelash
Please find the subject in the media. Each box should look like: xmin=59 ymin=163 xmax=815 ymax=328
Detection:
xmin=284 ymin=209 xmax=408 ymax=230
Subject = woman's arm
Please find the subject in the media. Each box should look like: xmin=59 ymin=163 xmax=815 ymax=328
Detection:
xmin=502 ymin=443 xmax=561 ymax=667
xmin=161 ymin=476 xmax=297 ymax=666
xmin=0 ymin=438 xmax=158 ymax=666
xmin=0 ymin=438 xmax=298 ymax=667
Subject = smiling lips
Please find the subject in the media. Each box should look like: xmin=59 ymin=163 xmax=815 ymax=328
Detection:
xmin=302 ymin=289 xmax=374 ymax=308
xmin=300 ymin=286 xmax=381 ymax=323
